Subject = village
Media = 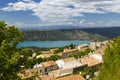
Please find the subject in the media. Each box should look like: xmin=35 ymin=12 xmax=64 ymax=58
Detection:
xmin=18 ymin=40 xmax=108 ymax=80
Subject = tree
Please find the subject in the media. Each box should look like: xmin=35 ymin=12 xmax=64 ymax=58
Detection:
xmin=64 ymin=43 xmax=75 ymax=49
xmin=98 ymin=36 xmax=120 ymax=80
xmin=69 ymin=43 xmax=75 ymax=49
xmin=36 ymin=57 xmax=46 ymax=64
xmin=0 ymin=21 xmax=24 ymax=79
xmin=54 ymin=48 xmax=64 ymax=54
xmin=48 ymin=55 xmax=60 ymax=61
xmin=69 ymin=48 xmax=92 ymax=59
xmin=84 ymin=48 xmax=92 ymax=54
xmin=80 ymin=67 xmax=95 ymax=80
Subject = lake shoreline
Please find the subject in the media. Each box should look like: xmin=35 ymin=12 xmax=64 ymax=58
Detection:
xmin=18 ymin=40 xmax=91 ymax=48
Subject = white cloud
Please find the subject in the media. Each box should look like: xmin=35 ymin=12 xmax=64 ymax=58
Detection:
xmin=1 ymin=0 xmax=120 ymax=27
xmin=7 ymin=21 xmax=52 ymax=28
xmin=22 ymin=0 xmax=32 ymax=2
xmin=2 ymin=1 xmax=37 ymax=11
xmin=99 ymin=21 xmax=103 ymax=23
xmin=79 ymin=19 xmax=85 ymax=24
xmin=110 ymin=20 xmax=118 ymax=23
xmin=105 ymin=20 xmax=119 ymax=26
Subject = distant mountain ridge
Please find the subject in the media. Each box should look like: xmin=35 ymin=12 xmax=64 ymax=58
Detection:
xmin=80 ymin=27 xmax=120 ymax=38
xmin=22 ymin=27 xmax=120 ymax=41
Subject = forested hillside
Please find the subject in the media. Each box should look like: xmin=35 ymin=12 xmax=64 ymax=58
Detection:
xmin=22 ymin=27 xmax=120 ymax=41
xmin=22 ymin=29 xmax=108 ymax=41
xmin=81 ymin=27 xmax=120 ymax=38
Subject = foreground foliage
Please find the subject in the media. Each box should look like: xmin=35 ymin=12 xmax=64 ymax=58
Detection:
xmin=98 ymin=36 xmax=120 ymax=80
xmin=0 ymin=21 xmax=24 ymax=80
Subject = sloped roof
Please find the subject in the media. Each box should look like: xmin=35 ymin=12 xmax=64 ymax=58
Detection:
xmin=38 ymin=75 xmax=53 ymax=80
xmin=57 ymin=75 xmax=85 ymax=80
xmin=42 ymin=60 xmax=57 ymax=67
xmin=80 ymin=54 xmax=102 ymax=67
xmin=62 ymin=57 xmax=76 ymax=62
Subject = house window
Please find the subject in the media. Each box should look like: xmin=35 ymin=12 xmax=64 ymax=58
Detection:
xmin=45 ymin=68 xmax=47 ymax=72
xmin=40 ymin=70 xmax=42 ymax=73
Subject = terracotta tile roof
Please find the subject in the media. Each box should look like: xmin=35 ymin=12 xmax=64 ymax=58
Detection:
xmin=17 ymin=70 xmax=32 ymax=79
xmin=62 ymin=57 xmax=76 ymax=62
xmin=43 ymin=53 xmax=53 ymax=58
xmin=36 ymin=53 xmax=53 ymax=58
xmin=80 ymin=55 xmax=102 ymax=67
xmin=57 ymin=75 xmax=85 ymax=80
xmin=77 ymin=44 xmax=88 ymax=48
xmin=38 ymin=75 xmax=53 ymax=80
xmin=42 ymin=61 xmax=57 ymax=67
xmin=63 ymin=49 xmax=78 ymax=53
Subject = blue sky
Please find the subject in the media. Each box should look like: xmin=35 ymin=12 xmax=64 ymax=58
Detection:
xmin=0 ymin=0 xmax=120 ymax=29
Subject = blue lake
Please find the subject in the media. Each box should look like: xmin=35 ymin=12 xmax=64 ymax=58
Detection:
xmin=18 ymin=40 xmax=91 ymax=48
